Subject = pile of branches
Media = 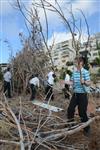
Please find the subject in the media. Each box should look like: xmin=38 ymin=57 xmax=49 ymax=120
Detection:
xmin=0 ymin=95 xmax=100 ymax=150
xmin=11 ymin=48 xmax=49 ymax=94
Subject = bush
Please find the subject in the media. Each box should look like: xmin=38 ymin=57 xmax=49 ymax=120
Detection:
xmin=91 ymin=74 xmax=97 ymax=84
xmin=59 ymin=68 xmax=72 ymax=80
xmin=97 ymin=68 xmax=100 ymax=76
xmin=59 ymin=69 xmax=66 ymax=80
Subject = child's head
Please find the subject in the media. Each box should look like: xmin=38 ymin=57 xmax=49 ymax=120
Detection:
xmin=74 ymin=56 xmax=85 ymax=68
xmin=7 ymin=67 xmax=11 ymax=71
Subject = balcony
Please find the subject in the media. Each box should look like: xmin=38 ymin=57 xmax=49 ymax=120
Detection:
xmin=54 ymin=57 xmax=58 ymax=60
xmin=62 ymin=55 xmax=69 ymax=58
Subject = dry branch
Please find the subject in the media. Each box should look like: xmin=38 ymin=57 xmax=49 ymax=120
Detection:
xmin=0 ymin=139 xmax=20 ymax=145
xmin=0 ymin=94 xmax=100 ymax=150
xmin=37 ymin=116 xmax=100 ymax=141
xmin=3 ymin=95 xmax=25 ymax=150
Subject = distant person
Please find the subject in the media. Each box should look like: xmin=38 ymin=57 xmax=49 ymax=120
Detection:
xmin=47 ymin=67 xmax=55 ymax=78
xmin=44 ymin=70 xmax=56 ymax=103
xmin=67 ymin=57 xmax=91 ymax=136
xmin=29 ymin=74 xmax=39 ymax=101
xmin=3 ymin=67 xmax=12 ymax=98
xmin=64 ymin=70 xmax=70 ymax=99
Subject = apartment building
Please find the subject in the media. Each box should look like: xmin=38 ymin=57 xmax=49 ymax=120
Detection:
xmin=89 ymin=33 xmax=100 ymax=62
xmin=46 ymin=33 xmax=100 ymax=69
xmin=50 ymin=39 xmax=75 ymax=69
xmin=80 ymin=33 xmax=100 ymax=62
xmin=0 ymin=63 xmax=8 ymax=72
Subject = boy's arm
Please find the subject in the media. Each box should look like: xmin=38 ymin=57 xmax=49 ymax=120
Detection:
xmin=69 ymin=73 xmax=74 ymax=85
xmin=81 ymin=70 xmax=91 ymax=86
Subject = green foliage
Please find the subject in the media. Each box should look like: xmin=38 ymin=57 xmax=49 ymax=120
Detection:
xmin=83 ymin=56 xmax=90 ymax=70
xmin=59 ymin=68 xmax=72 ymax=79
xmin=84 ymin=63 xmax=90 ymax=70
xmin=67 ymin=69 xmax=72 ymax=76
xmin=66 ymin=61 xmax=73 ymax=66
xmin=95 ymin=51 xmax=100 ymax=66
xmin=54 ymin=77 xmax=58 ymax=83
xmin=59 ymin=68 xmax=66 ymax=80
xmin=97 ymin=68 xmax=100 ymax=76
xmin=91 ymin=74 xmax=97 ymax=84
xmin=96 ymin=40 xmax=100 ymax=49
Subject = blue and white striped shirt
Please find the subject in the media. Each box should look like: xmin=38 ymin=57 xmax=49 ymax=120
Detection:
xmin=71 ymin=68 xmax=90 ymax=93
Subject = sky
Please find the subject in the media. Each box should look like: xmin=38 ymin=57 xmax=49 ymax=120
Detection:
xmin=0 ymin=0 xmax=100 ymax=63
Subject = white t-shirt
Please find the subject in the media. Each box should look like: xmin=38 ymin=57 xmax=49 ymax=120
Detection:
xmin=47 ymin=75 xmax=55 ymax=85
xmin=47 ymin=71 xmax=54 ymax=78
xmin=29 ymin=77 xmax=39 ymax=87
xmin=4 ymin=71 xmax=11 ymax=82
xmin=64 ymin=74 xmax=70 ymax=84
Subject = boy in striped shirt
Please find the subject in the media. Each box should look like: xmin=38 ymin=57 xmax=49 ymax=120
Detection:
xmin=67 ymin=57 xmax=91 ymax=136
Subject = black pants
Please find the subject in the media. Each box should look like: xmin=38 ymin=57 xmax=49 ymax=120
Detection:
xmin=4 ymin=81 xmax=11 ymax=98
xmin=64 ymin=84 xmax=70 ymax=99
xmin=30 ymin=84 xmax=36 ymax=100
xmin=45 ymin=85 xmax=54 ymax=101
xmin=67 ymin=93 xmax=90 ymax=132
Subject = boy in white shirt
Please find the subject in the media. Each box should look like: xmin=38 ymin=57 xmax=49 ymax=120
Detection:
xmin=64 ymin=70 xmax=70 ymax=99
xmin=3 ymin=67 xmax=12 ymax=98
xmin=29 ymin=74 xmax=39 ymax=100
xmin=44 ymin=72 xmax=56 ymax=103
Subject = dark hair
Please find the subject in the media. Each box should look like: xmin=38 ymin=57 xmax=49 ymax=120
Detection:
xmin=52 ymin=73 xmax=56 ymax=78
xmin=66 ymin=70 xmax=71 ymax=75
xmin=7 ymin=67 xmax=10 ymax=71
xmin=35 ymin=74 xmax=39 ymax=77
xmin=29 ymin=74 xmax=34 ymax=80
xmin=75 ymin=57 xmax=85 ymax=64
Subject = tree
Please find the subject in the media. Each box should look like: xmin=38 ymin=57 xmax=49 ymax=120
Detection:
xmin=11 ymin=40 xmax=49 ymax=94
xmin=96 ymin=40 xmax=100 ymax=50
xmin=0 ymin=66 xmax=3 ymax=81
xmin=15 ymin=0 xmax=90 ymax=66
xmin=97 ymin=68 xmax=100 ymax=76
xmin=31 ymin=0 xmax=91 ymax=72
xmin=10 ymin=0 xmax=91 ymax=93
xmin=95 ymin=51 xmax=100 ymax=66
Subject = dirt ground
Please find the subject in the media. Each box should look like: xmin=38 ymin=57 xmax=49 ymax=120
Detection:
xmin=0 ymin=88 xmax=100 ymax=150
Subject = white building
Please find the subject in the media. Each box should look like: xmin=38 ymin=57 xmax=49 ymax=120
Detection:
xmin=45 ymin=32 xmax=100 ymax=69
xmin=49 ymin=40 xmax=75 ymax=69
xmin=0 ymin=63 xmax=8 ymax=72
xmin=80 ymin=33 xmax=100 ymax=62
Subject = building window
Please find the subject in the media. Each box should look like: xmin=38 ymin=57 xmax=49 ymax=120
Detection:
xmin=54 ymin=53 xmax=59 ymax=56
xmin=62 ymin=55 xmax=69 ymax=58
xmin=62 ymin=44 xmax=68 ymax=48
xmin=93 ymin=53 xmax=98 ymax=56
xmin=61 ymin=51 xmax=69 ymax=55
xmin=62 ymin=59 xmax=66 ymax=63
xmin=54 ymin=57 xmax=58 ymax=60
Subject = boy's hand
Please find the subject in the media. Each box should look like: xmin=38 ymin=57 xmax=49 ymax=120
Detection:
xmin=80 ymin=79 xmax=85 ymax=84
